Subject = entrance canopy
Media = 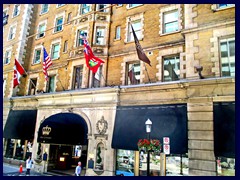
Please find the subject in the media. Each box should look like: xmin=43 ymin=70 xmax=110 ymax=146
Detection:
xmin=214 ymin=102 xmax=235 ymax=158
xmin=3 ymin=110 xmax=37 ymax=140
xmin=111 ymin=104 xmax=188 ymax=154
xmin=37 ymin=113 xmax=88 ymax=145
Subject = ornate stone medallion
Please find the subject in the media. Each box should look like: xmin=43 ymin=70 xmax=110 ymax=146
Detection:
xmin=96 ymin=116 xmax=108 ymax=134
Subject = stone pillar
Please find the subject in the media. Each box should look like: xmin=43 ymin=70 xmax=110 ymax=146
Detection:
xmin=188 ymin=98 xmax=217 ymax=176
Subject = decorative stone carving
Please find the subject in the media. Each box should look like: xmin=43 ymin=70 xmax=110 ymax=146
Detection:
xmin=94 ymin=48 xmax=103 ymax=54
xmin=97 ymin=15 xmax=106 ymax=21
xmin=96 ymin=116 xmax=108 ymax=135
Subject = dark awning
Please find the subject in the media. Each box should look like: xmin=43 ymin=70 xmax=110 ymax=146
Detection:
xmin=214 ymin=102 xmax=235 ymax=158
xmin=37 ymin=113 xmax=88 ymax=145
xmin=111 ymin=104 xmax=188 ymax=154
xmin=3 ymin=110 xmax=37 ymax=140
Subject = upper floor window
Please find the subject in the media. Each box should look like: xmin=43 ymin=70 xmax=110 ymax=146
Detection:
xmin=8 ymin=25 xmax=16 ymax=40
xmin=63 ymin=40 xmax=68 ymax=52
xmin=4 ymin=50 xmax=11 ymax=64
xmin=41 ymin=4 xmax=49 ymax=14
xmin=37 ymin=23 xmax=46 ymax=38
xmin=218 ymin=4 xmax=235 ymax=9
xmin=77 ymin=29 xmax=87 ymax=46
xmin=57 ymin=4 xmax=65 ymax=8
xmin=46 ymin=75 xmax=56 ymax=93
xmin=95 ymin=27 xmax=105 ymax=45
xmin=51 ymin=43 xmax=60 ymax=59
xmin=92 ymin=65 xmax=102 ymax=88
xmin=67 ymin=12 xmax=72 ymax=23
xmin=33 ymin=49 xmax=41 ymax=64
xmin=3 ymin=10 xmax=9 ymax=25
xmin=163 ymin=10 xmax=179 ymax=34
xmin=126 ymin=62 xmax=140 ymax=85
xmin=163 ymin=55 xmax=180 ymax=82
xmin=220 ymin=37 xmax=235 ymax=77
xmin=127 ymin=20 xmax=141 ymax=42
xmin=13 ymin=4 xmax=20 ymax=17
xmin=97 ymin=4 xmax=107 ymax=12
xmin=115 ymin=26 xmax=121 ymax=40
xmin=28 ymin=78 xmax=37 ymax=95
xmin=80 ymin=4 xmax=90 ymax=15
xmin=117 ymin=4 xmax=123 ymax=7
xmin=128 ymin=4 xmax=142 ymax=8
xmin=54 ymin=16 xmax=63 ymax=32
xmin=72 ymin=65 xmax=83 ymax=90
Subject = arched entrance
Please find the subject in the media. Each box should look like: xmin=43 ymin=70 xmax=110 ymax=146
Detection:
xmin=37 ymin=113 xmax=88 ymax=174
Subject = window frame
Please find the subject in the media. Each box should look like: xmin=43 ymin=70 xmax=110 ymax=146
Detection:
xmin=37 ymin=23 xmax=46 ymax=39
xmin=80 ymin=4 xmax=91 ymax=15
xmin=127 ymin=20 xmax=141 ymax=42
xmin=8 ymin=25 xmax=16 ymax=40
xmin=63 ymin=40 xmax=68 ymax=52
xmin=46 ymin=75 xmax=56 ymax=93
xmin=12 ymin=4 xmax=20 ymax=17
xmin=127 ymin=4 xmax=143 ymax=9
xmin=57 ymin=4 xmax=65 ymax=8
xmin=51 ymin=43 xmax=60 ymax=60
xmin=126 ymin=61 xmax=141 ymax=85
xmin=54 ymin=16 xmax=63 ymax=33
xmin=97 ymin=4 xmax=108 ymax=12
xmin=95 ymin=27 xmax=106 ymax=45
xmin=92 ymin=65 xmax=103 ymax=88
xmin=163 ymin=10 xmax=179 ymax=34
xmin=76 ymin=29 xmax=88 ymax=47
xmin=163 ymin=55 xmax=180 ymax=82
xmin=4 ymin=50 xmax=11 ymax=65
xmin=40 ymin=4 xmax=49 ymax=14
xmin=72 ymin=65 xmax=84 ymax=90
xmin=115 ymin=26 xmax=121 ymax=40
xmin=28 ymin=78 xmax=37 ymax=95
xmin=33 ymin=49 xmax=41 ymax=64
xmin=217 ymin=4 xmax=235 ymax=9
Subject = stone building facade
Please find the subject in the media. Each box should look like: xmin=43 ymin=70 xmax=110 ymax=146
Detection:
xmin=3 ymin=4 xmax=235 ymax=176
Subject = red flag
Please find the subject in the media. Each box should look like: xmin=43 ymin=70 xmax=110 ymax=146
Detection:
xmin=82 ymin=35 xmax=104 ymax=73
xmin=42 ymin=47 xmax=52 ymax=80
xmin=131 ymin=24 xmax=151 ymax=66
xmin=128 ymin=67 xmax=138 ymax=85
xmin=13 ymin=59 xmax=25 ymax=88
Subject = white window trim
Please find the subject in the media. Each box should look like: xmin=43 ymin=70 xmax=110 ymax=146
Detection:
xmin=69 ymin=61 xmax=87 ymax=90
xmin=56 ymin=4 xmax=65 ymax=8
xmin=211 ymin=4 xmax=235 ymax=11
xmin=96 ymin=4 xmax=109 ymax=13
xmin=44 ymin=69 xmax=58 ymax=92
xmin=115 ymin=26 xmax=121 ymax=40
xmin=40 ymin=4 xmax=49 ymax=15
xmin=94 ymin=26 xmax=107 ymax=45
xmin=159 ymin=4 xmax=182 ymax=36
xmin=126 ymin=4 xmax=143 ymax=9
xmin=50 ymin=38 xmax=61 ymax=60
xmin=26 ymin=74 xmax=39 ymax=95
xmin=32 ymin=45 xmax=42 ymax=64
xmin=79 ymin=4 xmax=92 ymax=15
xmin=125 ymin=13 xmax=144 ymax=43
xmin=3 ymin=47 xmax=12 ymax=65
xmin=7 ymin=23 xmax=17 ymax=41
xmin=12 ymin=4 xmax=20 ymax=18
xmin=53 ymin=12 xmax=65 ymax=34
xmin=36 ymin=20 xmax=47 ymax=39
xmin=74 ymin=25 xmax=89 ymax=48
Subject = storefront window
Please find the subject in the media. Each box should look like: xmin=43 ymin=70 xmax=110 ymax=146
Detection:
xmin=166 ymin=154 xmax=188 ymax=176
xmin=5 ymin=139 xmax=14 ymax=158
xmin=139 ymin=151 xmax=160 ymax=176
xmin=116 ymin=149 xmax=134 ymax=176
xmin=217 ymin=157 xmax=235 ymax=176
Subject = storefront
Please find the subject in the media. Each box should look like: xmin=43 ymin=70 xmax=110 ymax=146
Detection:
xmin=3 ymin=109 xmax=37 ymax=160
xmin=112 ymin=104 xmax=188 ymax=176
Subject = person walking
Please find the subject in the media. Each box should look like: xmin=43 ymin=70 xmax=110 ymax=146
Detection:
xmin=26 ymin=156 xmax=33 ymax=176
xmin=75 ymin=161 xmax=82 ymax=176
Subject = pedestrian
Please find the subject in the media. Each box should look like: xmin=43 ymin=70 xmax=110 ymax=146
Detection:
xmin=75 ymin=161 xmax=82 ymax=176
xmin=26 ymin=156 xmax=33 ymax=176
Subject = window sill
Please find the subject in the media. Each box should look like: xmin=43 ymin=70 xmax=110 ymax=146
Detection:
xmin=114 ymin=38 xmax=121 ymax=42
xmin=31 ymin=62 xmax=41 ymax=66
xmin=160 ymin=30 xmax=181 ymax=37
xmin=212 ymin=6 xmax=235 ymax=12
xmin=53 ymin=29 xmax=63 ymax=34
xmin=127 ymin=4 xmax=143 ymax=10
xmin=35 ymin=36 xmax=45 ymax=40
xmin=40 ymin=12 xmax=48 ymax=16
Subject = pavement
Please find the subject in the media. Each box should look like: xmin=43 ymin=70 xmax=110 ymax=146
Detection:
xmin=3 ymin=163 xmax=51 ymax=176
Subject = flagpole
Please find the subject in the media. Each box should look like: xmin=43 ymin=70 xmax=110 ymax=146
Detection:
xmin=144 ymin=63 xmax=151 ymax=83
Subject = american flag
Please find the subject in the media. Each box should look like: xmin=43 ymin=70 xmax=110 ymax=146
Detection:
xmin=43 ymin=47 xmax=52 ymax=80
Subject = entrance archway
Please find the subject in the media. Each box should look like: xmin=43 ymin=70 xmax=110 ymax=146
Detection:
xmin=37 ymin=113 xmax=88 ymax=173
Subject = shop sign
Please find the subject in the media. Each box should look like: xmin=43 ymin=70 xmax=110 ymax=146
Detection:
xmin=163 ymin=137 xmax=170 ymax=144
xmin=163 ymin=144 xmax=170 ymax=154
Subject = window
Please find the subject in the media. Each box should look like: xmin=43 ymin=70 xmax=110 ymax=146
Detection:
xmin=28 ymin=78 xmax=37 ymax=95
xmin=13 ymin=4 xmax=20 ymax=17
xmin=57 ymin=4 xmax=65 ymax=8
xmin=3 ymin=79 xmax=6 ymax=97
xmin=41 ymin=4 xmax=49 ymax=14
xmin=77 ymin=29 xmax=87 ymax=46
xmin=115 ymin=26 xmax=121 ymax=40
xmin=37 ymin=23 xmax=46 ymax=38
xmin=8 ymin=26 xmax=16 ymax=40
xmin=92 ymin=65 xmax=102 ymax=88
xmin=95 ymin=27 xmax=105 ymax=45
xmin=163 ymin=56 xmax=180 ymax=82
xmin=33 ymin=49 xmax=41 ymax=64
xmin=127 ymin=20 xmax=141 ymax=42
xmin=4 ymin=50 xmax=11 ymax=64
xmin=218 ymin=4 xmax=235 ymax=9
xmin=220 ymin=38 xmax=235 ymax=77
xmin=46 ymin=76 xmax=55 ymax=92
xmin=97 ymin=4 xmax=107 ymax=12
xmin=54 ymin=17 xmax=63 ymax=32
xmin=72 ymin=65 xmax=83 ymax=90
xmin=126 ymin=62 xmax=140 ymax=85
xmin=63 ymin=40 xmax=68 ymax=52
xmin=117 ymin=4 xmax=123 ymax=7
xmin=80 ymin=4 xmax=90 ymax=14
xmin=116 ymin=150 xmax=134 ymax=176
xmin=51 ymin=43 xmax=60 ymax=59
xmin=129 ymin=4 xmax=142 ymax=8
xmin=67 ymin=12 xmax=72 ymax=24
xmin=163 ymin=10 xmax=179 ymax=34
xmin=3 ymin=10 xmax=9 ymax=25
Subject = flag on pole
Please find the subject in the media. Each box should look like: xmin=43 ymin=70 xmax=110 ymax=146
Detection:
xmin=13 ymin=59 xmax=25 ymax=88
xmin=131 ymin=24 xmax=151 ymax=66
xmin=42 ymin=47 xmax=52 ymax=80
xmin=81 ymin=34 xmax=104 ymax=73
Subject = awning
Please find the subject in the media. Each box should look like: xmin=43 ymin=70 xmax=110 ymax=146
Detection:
xmin=37 ymin=113 xmax=88 ymax=145
xmin=111 ymin=104 xmax=188 ymax=154
xmin=214 ymin=102 xmax=235 ymax=158
xmin=3 ymin=110 xmax=37 ymax=140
